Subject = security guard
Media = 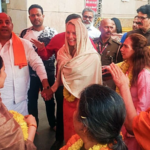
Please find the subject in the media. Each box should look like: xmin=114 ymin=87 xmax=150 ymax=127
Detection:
xmin=94 ymin=18 xmax=122 ymax=65
xmin=94 ymin=19 xmax=122 ymax=89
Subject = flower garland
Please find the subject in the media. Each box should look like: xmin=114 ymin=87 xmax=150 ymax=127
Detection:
xmin=60 ymin=134 xmax=110 ymax=150
xmin=116 ymin=61 xmax=133 ymax=94
xmin=9 ymin=110 xmax=28 ymax=140
xmin=63 ymin=87 xmax=76 ymax=102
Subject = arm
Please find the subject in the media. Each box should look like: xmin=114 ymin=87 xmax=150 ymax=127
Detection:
xmin=24 ymin=115 xmax=37 ymax=142
xmin=24 ymin=40 xmax=53 ymax=100
xmin=135 ymin=70 xmax=150 ymax=114
xmin=107 ymin=63 xmax=137 ymax=134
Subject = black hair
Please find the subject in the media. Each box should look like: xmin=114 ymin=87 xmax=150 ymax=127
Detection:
xmin=78 ymin=84 xmax=127 ymax=150
xmin=111 ymin=18 xmax=122 ymax=33
xmin=0 ymin=56 xmax=3 ymax=70
xmin=65 ymin=14 xmax=81 ymax=24
xmin=28 ymin=4 xmax=43 ymax=14
xmin=137 ymin=4 xmax=150 ymax=18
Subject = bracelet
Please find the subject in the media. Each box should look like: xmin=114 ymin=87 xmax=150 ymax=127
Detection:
xmin=28 ymin=124 xmax=37 ymax=129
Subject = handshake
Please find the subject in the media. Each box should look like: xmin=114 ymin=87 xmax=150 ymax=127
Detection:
xmin=41 ymin=86 xmax=54 ymax=101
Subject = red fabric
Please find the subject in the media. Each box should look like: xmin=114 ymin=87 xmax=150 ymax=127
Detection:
xmin=38 ymin=32 xmax=65 ymax=60
xmin=90 ymin=38 xmax=97 ymax=51
xmin=63 ymin=98 xmax=78 ymax=143
xmin=133 ymin=107 xmax=150 ymax=150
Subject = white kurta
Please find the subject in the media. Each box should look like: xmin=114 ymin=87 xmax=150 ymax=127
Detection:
xmin=87 ymin=25 xmax=101 ymax=40
xmin=0 ymin=38 xmax=47 ymax=115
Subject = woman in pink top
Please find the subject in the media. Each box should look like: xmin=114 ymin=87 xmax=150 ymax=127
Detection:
xmin=118 ymin=33 xmax=150 ymax=150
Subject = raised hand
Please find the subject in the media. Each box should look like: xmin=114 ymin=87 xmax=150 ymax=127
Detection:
xmin=106 ymin=63 xmax=129 ymax=88
xmin=30 ymin=38 xmax=45 ymax=50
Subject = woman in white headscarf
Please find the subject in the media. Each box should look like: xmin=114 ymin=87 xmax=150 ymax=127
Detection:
xmin=51 ymin=18 xmax=102 ymax=142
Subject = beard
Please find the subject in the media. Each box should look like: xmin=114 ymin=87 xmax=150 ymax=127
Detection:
xmin=82 ymin=20 xmax=93 ymax=29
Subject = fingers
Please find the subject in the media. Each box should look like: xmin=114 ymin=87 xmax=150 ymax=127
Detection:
xmin=108 ymin=63 xmax=123 ymax=79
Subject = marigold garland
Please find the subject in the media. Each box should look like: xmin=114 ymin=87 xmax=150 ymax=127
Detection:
xmin=9 ymin=110 xmax=28 ymax=140
xmin=63 ymin=87 xmax=76 ymax=102
xmin=60 ymin=134 xmax=110 ymax=150
xmin=116 ymin=61 xmax=133 ymax=94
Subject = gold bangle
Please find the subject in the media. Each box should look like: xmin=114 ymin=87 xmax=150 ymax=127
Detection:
xmin=28 ymin=124 xmax=37 ymax=129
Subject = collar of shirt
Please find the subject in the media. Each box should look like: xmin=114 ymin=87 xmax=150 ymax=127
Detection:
xmin=99 ymin=36 xmax=112 ymax=45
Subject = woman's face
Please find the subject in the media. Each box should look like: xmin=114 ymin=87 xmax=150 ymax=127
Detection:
xmin=0 ymin=63 xmax=6 ymax=88
xmin=111 ymin=20 xmax=117 ymax=33
xmin=66 ymin=23 xmax=76 ymax=47
xmin=120 ymin=37 xmax=135 ymax=60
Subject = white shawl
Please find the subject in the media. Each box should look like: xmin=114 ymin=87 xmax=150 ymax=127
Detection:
xmin=51 ymin=19 xmax=102 ymax=98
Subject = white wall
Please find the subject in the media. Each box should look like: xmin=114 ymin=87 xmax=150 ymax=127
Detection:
xmin=7 ymin=0 xmax=84 ymax=34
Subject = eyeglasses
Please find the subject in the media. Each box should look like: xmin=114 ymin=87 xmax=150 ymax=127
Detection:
xmin=83 ymin=15 xmax=93 ymax=20
xmin=136 ymin=16 xmax=149 ymax=20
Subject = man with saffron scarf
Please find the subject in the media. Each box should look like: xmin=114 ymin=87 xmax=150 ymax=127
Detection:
xmin=0 ymin=12 xmax=52 ymax=116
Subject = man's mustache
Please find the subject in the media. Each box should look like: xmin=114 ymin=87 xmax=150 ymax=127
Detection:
xmin=136 ymin=22 xmax=142 ymax=25
xmin=82 ymin=20 xmax=92 ymax=24
xmin=106 ymin=31 xmax=112 ymax=34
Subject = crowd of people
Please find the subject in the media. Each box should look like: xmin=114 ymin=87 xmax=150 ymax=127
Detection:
xmin=0 ymin=3 xmax=150 ymax=150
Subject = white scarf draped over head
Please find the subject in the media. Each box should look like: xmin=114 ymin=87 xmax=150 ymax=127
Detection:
xmin=51 ymin=19 xmax=102 ymax=98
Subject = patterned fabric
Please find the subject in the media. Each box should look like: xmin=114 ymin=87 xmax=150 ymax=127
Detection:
xmin=20 ymin=26 xmax=57 ymax=77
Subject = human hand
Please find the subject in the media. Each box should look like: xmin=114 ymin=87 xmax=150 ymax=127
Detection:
xmin=41 ymin=88 xmax=53 ymax=101
xmin=106 ymin=63 xmax=129 ymax=88
xmin=24 ymin=115 xmax=37 ymax=126
xmin=30 ymin=38 xmax=45 ymax=50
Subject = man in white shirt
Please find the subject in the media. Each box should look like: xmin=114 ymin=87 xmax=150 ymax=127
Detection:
xmin=0 ymin=12 xmax=52 ymax=116
xmin=20 ymin=4 xmax=57 ymax=129
xmin=82 ymin=7 xmax=101 ymax=40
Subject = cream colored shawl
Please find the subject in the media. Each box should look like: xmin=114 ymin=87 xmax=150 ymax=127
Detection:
xmin=51 ymin=19 xmax=102 ymax=98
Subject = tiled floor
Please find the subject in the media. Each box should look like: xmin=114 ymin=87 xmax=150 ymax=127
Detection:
xmin=34 ymin=95 xmax=56 ymax=150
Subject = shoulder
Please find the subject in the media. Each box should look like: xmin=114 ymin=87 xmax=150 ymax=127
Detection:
xmin=127 ymin=29 xmax=141 ymax=36
xmin=111 ymin=38 xmax=121 ymax=45
xmin=45 ymin=26 xmax=58 ymax=35
xmin=20 ymin=38 xmax=33 ymax=48
xmin=19 ymin=27 xmax=32 ymax=37
xmin=52 ymin=32 xmax=65 ymax=39
xmin=138 ymin=68 xmax=150 ymax=78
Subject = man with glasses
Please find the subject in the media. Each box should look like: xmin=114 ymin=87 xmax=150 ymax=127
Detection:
xmin=120 ymin=16 xmax=139 ymax=43
xmin=20 ymin=4 xmax=57 ymax=129
xmin=125 ymin=4 xmax=150 ymax=45
xmin=82 ymin=8 xmax=101 ymax=40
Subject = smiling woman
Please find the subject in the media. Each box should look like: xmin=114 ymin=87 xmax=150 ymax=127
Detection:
xmin=51 ymin=18 xmax=102 ymax=142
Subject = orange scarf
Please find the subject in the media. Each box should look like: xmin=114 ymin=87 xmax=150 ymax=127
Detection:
xmin=12 ymin=32 xmax=27 ymax=69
